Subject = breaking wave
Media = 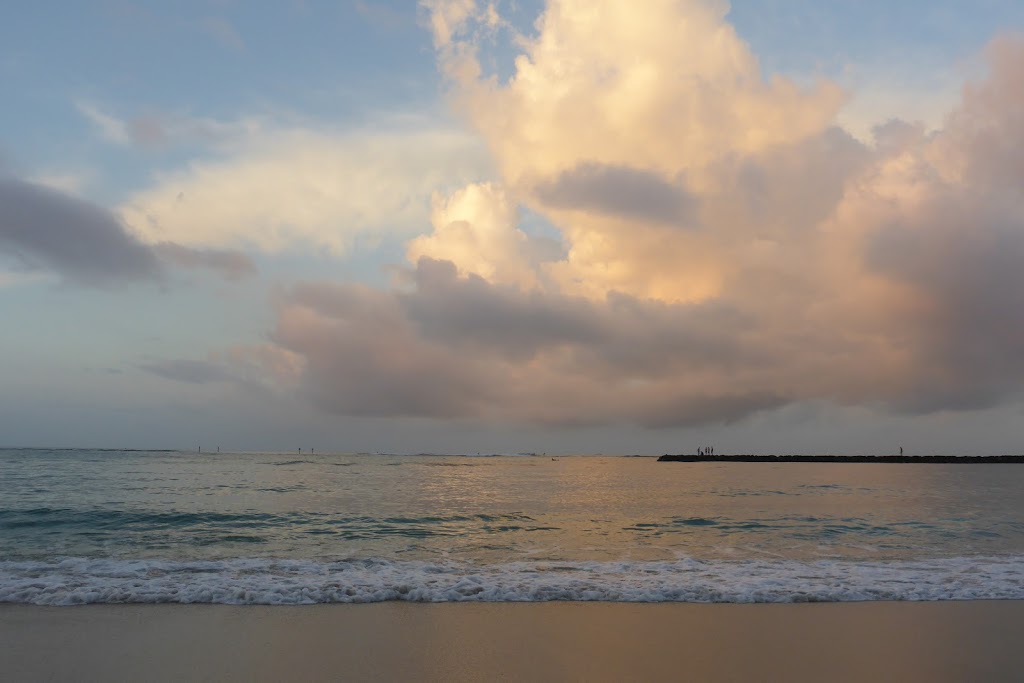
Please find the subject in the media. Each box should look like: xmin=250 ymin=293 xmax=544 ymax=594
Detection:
xmin=4 ymin=556 xmax=1024 ymax=605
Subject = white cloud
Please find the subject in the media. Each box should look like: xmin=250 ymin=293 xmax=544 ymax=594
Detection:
xmin=75 ymin=102 xmax=132 ymax=145
xmin=76 ymin=101 xmax=265 ymax=150
xmin=421 ymin=0 xmax=478 ymax=47
xmin=27 ymin=170 xmax=94 ymax=195
xmin=423 ymin=0 xmax=847 ymax=303
xmin=200 ymin=16 xmax=246 ymax=53
xmin=407 ymin=182 xmax=552 ymax=289
xmin=119 ymin=126 xmax=492 ymax=254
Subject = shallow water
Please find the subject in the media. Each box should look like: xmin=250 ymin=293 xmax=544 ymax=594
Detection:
xmin=3 ymin=449 xmax=1023 ymax=603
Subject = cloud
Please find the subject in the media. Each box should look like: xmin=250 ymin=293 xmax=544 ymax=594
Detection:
xmin=418 ymin=0 xmax=849 ymax=305
xmin=27 ymin=170 xmax=95 ymax=195
xmin=0 ymin=177 xmax=162 ymax=285
xmin=153 ymin=242 xmax=257 ymax=281
xmin=841 ymin=37 xmax=1024 ymax=412
xmin=76 ymin=102 xmax=133 ymax=146
xmin=119 ymin=126 xmax=490 ymax=254
xmin=534 ymin=162 xmax=696 ymax=226
xmin=0 ymin=177 xmax=257 ymax=285
xmin=76 ymin=101 xmax=264 ymax=149
xmin=77 ymin=106 xmax=491 ymax=256
xmin=141 ymin=345 xmax=304 ymax=390
xmin=0 ymin=270 xmax=49 ymax=289
xmin=431 ymin=0 xmax=845 ymax=187
xmin=200 ymin=16 xmax=245 ymax=53
xmin=421 ymin=0 xmax=478 ymax=47
xmin=141 ymin=359 xmax=235 ymax=385
xmin=406 ymin=182 xmax=559 ymax=289
xmin=266 ymin=258 xmax=792 ymax=427
xmin=220 ymin=4 xmax=1024 ymax=429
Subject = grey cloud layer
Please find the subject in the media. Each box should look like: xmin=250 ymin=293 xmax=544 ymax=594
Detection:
xmin=0 ymin=178 xmax=161 ymax=284
xmin=269 ymin=259 xmax=803 ymax=427
xmin=141 ymin=359 xmax=237 ymax=384
xmin=268 ymin=228 xmax=1021 ymax=428
xmin=0 ymin=178 xmax=255 ymax=284
xmin=154 ymin=242 xmax=257 ymax=280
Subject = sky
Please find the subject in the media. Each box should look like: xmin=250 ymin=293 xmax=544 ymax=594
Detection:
xmin=2 ymin=0 xmax=1024 ymax=454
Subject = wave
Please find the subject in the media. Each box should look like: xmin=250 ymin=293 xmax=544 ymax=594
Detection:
xmin=3 ymin=556 xmax=1024 ymax=605
xmin=0 ymin=508 xmax=539 ymax=531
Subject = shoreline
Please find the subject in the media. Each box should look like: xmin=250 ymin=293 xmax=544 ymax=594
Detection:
xmin=658 ymin=454 xmax=1024 ymax=463
xmin=5 ymin=601 xmax=1024 ymax=682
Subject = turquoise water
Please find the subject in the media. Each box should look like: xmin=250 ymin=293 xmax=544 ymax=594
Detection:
xmin=3 ymin=449 xmax=1024 ymax=603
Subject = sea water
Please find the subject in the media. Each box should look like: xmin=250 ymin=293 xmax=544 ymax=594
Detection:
xmin=2 ymin=449 xmax=1023 ymax=604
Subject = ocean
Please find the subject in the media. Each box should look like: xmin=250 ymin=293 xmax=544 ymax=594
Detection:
xmin=2 ymin=449 xmax=1023 ymax=605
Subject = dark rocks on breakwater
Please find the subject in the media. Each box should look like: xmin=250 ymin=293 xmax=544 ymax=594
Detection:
xmin=657 ymin=454 xmax=1024 ymax=463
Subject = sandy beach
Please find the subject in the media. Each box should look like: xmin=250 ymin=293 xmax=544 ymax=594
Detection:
xmin=4 ymin=601 xmax=1024 ymax=682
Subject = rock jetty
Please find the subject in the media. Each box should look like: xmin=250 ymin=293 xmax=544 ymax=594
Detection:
xmin=657 ymin=454 xmax=1024 ymax=463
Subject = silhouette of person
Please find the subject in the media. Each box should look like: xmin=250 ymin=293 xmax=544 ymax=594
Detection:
xmin=900 ymin=446 xmax=903 ymax=456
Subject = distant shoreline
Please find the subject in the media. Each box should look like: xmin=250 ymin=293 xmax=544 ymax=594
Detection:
xmin=658 ymin=454 xmax=1024 ymax=463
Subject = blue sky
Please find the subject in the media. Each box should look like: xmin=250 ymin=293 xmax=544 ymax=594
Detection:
xmin=2 ymin=1 xmax=1024 ymax=453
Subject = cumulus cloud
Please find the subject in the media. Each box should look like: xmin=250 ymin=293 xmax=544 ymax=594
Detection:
xmin=0 ymin=177 xmax=256 ymax=285
xmin=420 ymin=0 xmax=848 ymax=304
xmin=432 ymin=0 xmax=845 ymax=186
xmin=202 ymin=4 xmax=1024 ymax=428
xmin=406 ymin=182 xmax=558 ymax=289
xmin=827 ymin=36 xmax=1024 ymax=412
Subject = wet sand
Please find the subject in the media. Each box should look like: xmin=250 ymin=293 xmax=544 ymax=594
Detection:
xmin=4 ymin=601 xmax=1023 ymax=682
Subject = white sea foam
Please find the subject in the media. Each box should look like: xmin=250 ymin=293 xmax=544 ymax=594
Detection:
xmin=3 ymin=556 xmax=1024 ymax=605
